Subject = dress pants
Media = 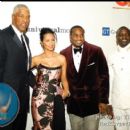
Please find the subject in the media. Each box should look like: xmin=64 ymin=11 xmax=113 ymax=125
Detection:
xmin=69 ymin=113 xmax=99 ymax=130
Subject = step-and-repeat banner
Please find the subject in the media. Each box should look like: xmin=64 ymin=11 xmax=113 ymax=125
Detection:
xmin=0 ymin=1 xmax=130 ymax=130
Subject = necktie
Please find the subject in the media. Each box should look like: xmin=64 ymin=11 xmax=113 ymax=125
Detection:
xmin=74 ymin=47 xmax=82 ymax=54
xmin=21 ymin=35 xmax=28 ymax=69
xmin=21 ymin=35 xmax=27 ymax=55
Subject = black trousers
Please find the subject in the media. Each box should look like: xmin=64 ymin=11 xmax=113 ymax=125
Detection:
xmin=52 ymin=95 xmax=66 ymax=130
xmin=0 ymin=111 xmax=27 ymax=130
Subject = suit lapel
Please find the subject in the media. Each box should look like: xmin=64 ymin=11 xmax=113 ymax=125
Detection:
xmin=66 ymin=46 xmax=77 ymax=75
xmin=67 ymin=44 xmax=90 ymax=75
xmin=13 ymin=34 xmax=23 ymax=48
xmin=8 ymin=25 xmax=32 ymax=69
xmin=8 ymin=25 xmax=23 ymax=49
xmin=78 ymin=42 xmax=90 ymax=75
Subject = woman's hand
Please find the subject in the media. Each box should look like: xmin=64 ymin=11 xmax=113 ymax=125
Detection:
xmin=62 ymin=90 xmax=71 ymax=99
xmin=34 ymin=121 xmax=42 ymax=130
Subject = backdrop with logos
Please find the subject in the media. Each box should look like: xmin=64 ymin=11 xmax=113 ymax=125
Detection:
xmin=0 ymin=1 xmax=130 ymax=130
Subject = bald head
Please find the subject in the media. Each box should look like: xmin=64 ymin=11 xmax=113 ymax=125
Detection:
xmin=116 ymin=26 xmax=130 ymax=48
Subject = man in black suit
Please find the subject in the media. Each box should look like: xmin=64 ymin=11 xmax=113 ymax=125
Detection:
xmin=0 ymin=4 xmax=31 ymax=130
xmin=60 ymin=25 xmax=109 ymax=130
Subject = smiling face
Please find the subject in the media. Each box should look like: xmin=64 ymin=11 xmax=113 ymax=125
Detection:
xmin=42 ymin=33 xmax=56 ymax=51
xmin=12 ymin=7 xmax=30 ymax=33
xmin=116 ymin=27 xmax=130 ymax=48
xmin=70 ymin=27 xmax=85 ymax=48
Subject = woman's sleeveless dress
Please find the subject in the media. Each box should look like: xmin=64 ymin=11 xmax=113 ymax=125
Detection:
xmin=31 ymin=64 xmax=65 ymax=130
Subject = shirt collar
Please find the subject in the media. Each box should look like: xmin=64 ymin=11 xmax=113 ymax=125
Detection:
xmin=11 ymin=25 xmax=23 ymax=41
xmin=117 ymin=44 xmax=130 ymax=52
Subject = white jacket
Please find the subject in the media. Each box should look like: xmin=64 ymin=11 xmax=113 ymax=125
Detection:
xmin=108 ymin=44 xmax=130 ymax=109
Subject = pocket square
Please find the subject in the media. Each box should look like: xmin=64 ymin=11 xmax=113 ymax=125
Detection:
xmin=87 ymin=62 xmax=95 ymax=66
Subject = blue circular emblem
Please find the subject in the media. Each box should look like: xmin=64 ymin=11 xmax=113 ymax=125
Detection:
xmin=0 ymin=83 xmax=19 ymax=127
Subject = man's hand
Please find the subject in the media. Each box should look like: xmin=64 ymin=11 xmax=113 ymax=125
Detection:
xmin=98 ymin=103 xmax=107 ymax=115
xmin=99 ymin=103 xmax=114 ymax=119
xmin=106 ymin=105 xmax=114 ymax=119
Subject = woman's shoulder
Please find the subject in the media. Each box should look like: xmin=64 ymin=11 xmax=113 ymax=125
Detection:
xmin=32 ymin=53 xmax=43 ymax=60
xmin=32 ymin=54 xmax=44 ymax=66
xmin=55 ymin=52 xmax=66 ymax=60
xmin=53 ymin=53 xmax=66 ymax=66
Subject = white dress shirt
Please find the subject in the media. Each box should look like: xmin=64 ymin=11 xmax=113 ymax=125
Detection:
xmin=12 ymin=25 xmax=30 ymax=70
xmin=108 ymin=44 xmax=130 ymax=109
xmin=72 ymin=46 xmax=83 ymax=72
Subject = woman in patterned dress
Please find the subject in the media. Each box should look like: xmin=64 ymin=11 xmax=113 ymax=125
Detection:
xmin=31 ymin=28 xmax=70 ymax=130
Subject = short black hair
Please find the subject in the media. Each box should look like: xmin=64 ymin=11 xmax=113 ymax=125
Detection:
xmin=70 ymin=25 xmax=85 ymax=35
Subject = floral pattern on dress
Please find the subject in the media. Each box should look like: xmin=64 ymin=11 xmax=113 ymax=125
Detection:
xmin=31 ymin=64 xmax=62 ymax=130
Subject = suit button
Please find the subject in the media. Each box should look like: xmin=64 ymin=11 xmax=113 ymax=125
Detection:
xmin=121 ymin=68 xmax=123 ymax=71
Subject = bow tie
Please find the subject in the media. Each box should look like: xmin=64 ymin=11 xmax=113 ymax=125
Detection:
xmin=74 ymin=47 xmax=82 ymax=54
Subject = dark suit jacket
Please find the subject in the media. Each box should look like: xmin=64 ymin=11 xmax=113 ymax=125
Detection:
xmin=60 ymin=41 xmax=109 ymax=117
xmin=0 ymin=25 xmax=31 ymax=112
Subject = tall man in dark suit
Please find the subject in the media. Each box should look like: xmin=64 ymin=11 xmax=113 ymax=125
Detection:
xmin=0 ymin=4 xmax=31 ymax=130
xmin=60 ymin=25 xmax=109 ymax=130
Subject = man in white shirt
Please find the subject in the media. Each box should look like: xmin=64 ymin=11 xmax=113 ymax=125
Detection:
xmin=108 ymin=26 xmax=130 ymax=130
